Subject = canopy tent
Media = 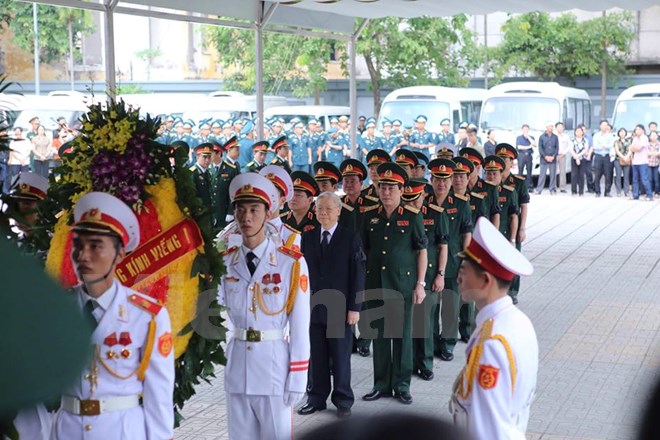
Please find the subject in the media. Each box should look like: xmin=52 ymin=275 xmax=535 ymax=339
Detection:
xmin=21 ymin=0 xmax=659 ymax=148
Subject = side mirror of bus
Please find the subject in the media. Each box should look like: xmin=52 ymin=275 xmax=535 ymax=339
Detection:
xmin=565 ymin=118 xmax=574 ymax=130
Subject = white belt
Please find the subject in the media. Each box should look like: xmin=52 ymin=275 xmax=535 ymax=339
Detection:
xmin=234 ymin=327 xmax=286 ymax=342
xmin=61 ymin=395 xmax=141 ymax=416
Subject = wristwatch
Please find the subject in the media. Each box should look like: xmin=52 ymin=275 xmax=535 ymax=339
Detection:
xmin=416 ymin=280 xmax=426 ymax=287
xmin=437 ymin=269 xmax=445 ymax=277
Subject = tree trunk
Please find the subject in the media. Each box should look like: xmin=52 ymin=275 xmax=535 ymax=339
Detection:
xmin=600 ymin=60 xmax=607 ymax=120
xmin=68 ymin=19 xmax=74 ymax=90
xmin=364 ymin=53 xmax=381 ymax=118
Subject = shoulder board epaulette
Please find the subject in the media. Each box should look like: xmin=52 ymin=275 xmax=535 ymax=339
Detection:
xmin=283 ymin=223 xmax=300 ymax=234
xmin=246 ymin=161 xmax=255 ymax=167
xmin=279 ymin=211 xmax=289 ymax=218
xmin=428 ymin=203 xmax=444 ymax=213
xmin=513 ymin=174 xmax=525 ymax=181
xmin=403 ymin=205 xmax=420 ymax=214
xmin=342 ymin=202 xmax=355 ymax=212
xmin=128 ymin=293 xmax=162 ymax=315
xmin=503 ymin=185 xmax=516 ymax=192
xmin=224 ymin=161 xmax=237 ymax=169
xmin=278 ymin=245 xmax=303 ymax=260
xmin=270 ymin=158 xmax=279 ymax=164
xmin=453 ymin=193 xmax=469 ymax=202
xmin=365 ymin=195 xmax=379 ymax=202
xmin=220 ymin=245 xmax=239 ymax=257
xmin=470 ymin=191 xmax=485 ymax=200
xmin=484 ymin=180 xmax=497 ymax=187
xmin=189 ymin=165 xmax=196 ymax=172
xmin=360 ymin=204 xmax=380 ymax=213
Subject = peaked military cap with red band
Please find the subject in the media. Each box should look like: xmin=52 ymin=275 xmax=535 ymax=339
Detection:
xmin=313 ymin=161 xmax=341 ymax=184
xmin=170 ymin=140 xmax=190 ymax=156
xmin=376 ymin=162 xmax=408 ymax=186
xmin=212 ymin=141 xmax=224 ymax=153
xmin=413 ymin=151 xmax=429 ymax=168
xmin=229 ymin=173 xmax=280 ymax=213
xmin=428 ymin=158 xmax=455 ymax=178
xmin=484 ymin=155 xmax=505 ymax=171
xmin=251 ymin=140 xmax=270 ymax=153
xmin=495 ymin=143 xmax=518 ymax=160
xmin=260 ymin=165 xmax=294 ymax=203
xmin=459 ymin=147 xmax=484 ymax=166
xmin=459 ymin=217 xmax=533 ymax=282
xmin=452 ymin=156 xmax=475 ymax=174
xmin=9 ymin=172 xmax=49 ymax=201
xmin=223 ymin=136 xmax=239 ymax=151
xmin=271 ymin=135 xmax=289 ymax=151
xmin=394 ymin=149 xmax=419 ymax=168
xmin=194 ymin=143 xmax=214 ymax=155
xmin=290 ymin=171 xmax=320 ymax=197
xmin=366 ymin=149 xmax=392 ymax=166
xmin=72 ymin=192 xmax=140 ymax=252
xmin=58 ymin=141 xmax=75 ymax=159
xmin=402 ymin=178 xmax=428 ymax=201
xmin=435 ymin=142 xmax=455 ymax=159
xmin=340 ymin=159 xmax=368 ymax=181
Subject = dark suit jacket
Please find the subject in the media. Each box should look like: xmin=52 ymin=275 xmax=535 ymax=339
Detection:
xmin=301 ymin=224 xmax=366 ymax=326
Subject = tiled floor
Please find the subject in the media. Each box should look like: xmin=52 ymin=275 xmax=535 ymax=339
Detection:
xmin=175 ymin=192 xmax=660 ymax=439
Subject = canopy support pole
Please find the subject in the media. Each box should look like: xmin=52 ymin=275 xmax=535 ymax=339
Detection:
xmin=349 ymin=19 xmax=369 ymax=158
xmin=103 ymin=0 xmax=119 ymax=100
xmin=255 ymin=2 xmax=278 ymax=139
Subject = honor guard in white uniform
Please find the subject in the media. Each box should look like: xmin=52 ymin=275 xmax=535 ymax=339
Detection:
xmin=52 ymin=192 xmax=175 ymax=440
xmin=450 ymin=217 xmax=537 ymax=440
xmin=218 ymin=174 xmax=311 ymax=440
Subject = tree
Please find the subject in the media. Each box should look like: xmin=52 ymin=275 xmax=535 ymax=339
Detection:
xmin=135 ymin=47 xmax=163 ymax=80
xmin=0 ymin=2 xmax=94 ymax=68
xmin=205 ymin=25 xmax=335 ymax=101
xmin=355 ymin=16 xmax=483 ymax=116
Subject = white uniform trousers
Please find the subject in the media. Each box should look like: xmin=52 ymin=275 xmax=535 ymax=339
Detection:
xmin=226 ymin=393 xmax=292 ymax=440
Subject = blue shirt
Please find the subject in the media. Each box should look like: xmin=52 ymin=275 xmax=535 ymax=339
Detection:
xmin=288 ymin=134 xmax=310 ymax=166
xmin=409 ymin=130 xmax=435 ymax=159
xmin=377 ymin=134 xmax=401 ymax=154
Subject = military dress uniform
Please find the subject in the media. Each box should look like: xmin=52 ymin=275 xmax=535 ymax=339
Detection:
xmin=53 ymin=193 xmax=174 ymax=440
xmin=213 ymin=137 xmax=241 ymax=229
xmin=269 ymin=136 xmax=292 ymax=175
xmin=244 ymin=141 xmax=269 ymax=173
xmin=450 ymin=218 xmax=537 ymax=440
xmin=360 ymin=164 xmax=428 ymax=400
xmin=484 ymin=156 xmax=519 ymax=239
xmin=218 ymin=174 xmax=311 ymax=440
xmin=408 ymin=115 xmax=435 ymax=160
xmin=289 ymin=126 xmax=311 ymax=173
xmin=190 ymin=145 xmax=214 ymax=208
xmin=281 ymin=172 xmax=320 ymax=234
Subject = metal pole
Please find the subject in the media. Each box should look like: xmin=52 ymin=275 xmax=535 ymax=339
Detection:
xmin=255 ymin=19 xmax=264 ymax=139
xmin=104 ymin=0 xmax=118 ymax=99
xmin=33 ymin=3 xmax=40 ymax=95
xmin=349 ymin=35 xmax=357 ymax=159
xmin=484 ymin=15 xmax=488 ymax=90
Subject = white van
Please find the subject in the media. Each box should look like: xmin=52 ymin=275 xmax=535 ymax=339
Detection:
xmin=119 ymin=93 xmax=206 ymax=121
xmin=182 ymin=94 xmax=290 ymax=125
xmin=377 ymin=86 xmax=486 ymax=132
xmin=479 ymin=81 xmax=592 ymax=174
xmin=612 ymin=84 xmax=660 ymax=131
xmin=0 ymin=93 xmax=95 ymax=132
xmin=264 ymin=105 xmax=350 ymax=131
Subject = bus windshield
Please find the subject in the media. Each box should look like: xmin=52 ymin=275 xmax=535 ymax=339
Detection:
xmin=480 ymin=97 xmax=560 ymax=132
xmin=612 ymin=99 xmax=660 ymax=130
xmin=379 ymin=101 xmax=450 ymax=132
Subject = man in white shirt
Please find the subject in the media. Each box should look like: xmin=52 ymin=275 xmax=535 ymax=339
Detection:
xmin=555 ymin=122 xmax=571 ymax=193
xmin=7 ymin=127 xmax=32 ymax=189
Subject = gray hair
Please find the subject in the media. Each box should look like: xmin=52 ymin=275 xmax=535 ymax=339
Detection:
xmin=316 ymin=191 xmax=341 ymax=208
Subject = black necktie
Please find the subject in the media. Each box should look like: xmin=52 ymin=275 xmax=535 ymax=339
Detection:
xmin=321 ymin=230 xmax=330 ymax=255
xmin=83 ymin=299 xmax=98 ymax=332
xmin=246 ymin=252 xmax=258 ymax=276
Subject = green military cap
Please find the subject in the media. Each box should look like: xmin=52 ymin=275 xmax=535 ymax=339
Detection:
xmin=459 ymin=147 xmax=484 ymax=166
xmin=376 ymin=162 xmax=408 ymax=186
xmin=495 ymin=143 xmax=518 ymax=160
xmin=340 ymin=159 xmax=368 ymax=181
xmin=413 ymin=151 xmax=429 ymax=169
xmin=394 ymin=149 xmax=418 ymax=168
xmin=291 ymin=171 xmax=319 ymax=197
xmin=0 ymin=239 xmax=91 ymax=414
xmin=428 ymin=158 xmax=455 ymax=178
xmin=58 ymin=141 xmax=75 ymax=159
xmin=313 ymin=161 xmax=341 ymax=185
xmin=194 ymin=142 xmax=214 ymax=155
xmin=452 ymin=156 xmax=475 ymax=174
xmin=251 ymin=140 xmax=270 ymax=153
xmin=484 ymin=155 xmax=505 ymax=171
xmin=402 ymin=178 xmax=428 ymax=202
xmin=366 ymin=149 xmax=392 ymax=167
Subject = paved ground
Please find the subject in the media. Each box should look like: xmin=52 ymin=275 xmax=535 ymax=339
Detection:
xmin=174 ymin=192 xmax=660 ymax=440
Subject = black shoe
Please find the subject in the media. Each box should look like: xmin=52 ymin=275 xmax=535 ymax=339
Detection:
xmin=417 ymin=369 xmax=434 ymax=381
xmin=436 ymin=349 xmax=454 ymax=362
xmin=337 ymin=407 xmax=351 ymax=418
xmin=297 ymin=403 xmax=325 ymax=415
xmin=394 ymin=391 xmax=413 ymax=405
xmin=459 ymin=332 xmax=470 ymax=343
xmin=357 ymin=347 xmax=370 ymax=357
xmin=363 ymin=389 xmax=390 ymax=401
xmin=560 ymin=189 xmax=567 ymax=193
xmin=604 ymin=193 xmax=612 ymax=197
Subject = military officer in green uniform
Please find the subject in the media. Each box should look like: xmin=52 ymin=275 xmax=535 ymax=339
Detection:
xmin=459 ymin=147 xmax=501 ymax=229
xmin=213 ymin=136 xmax=241 ymax=229
xmin=426 ymin=159 xmax=473 ymax=362
xmin=483 ymin=155 xmax=519 ymax=243
xmin=270 ymin=136 xmax=292 ymax=175
xmin=361 ymin=149 xmax=391 ymax=202
xmin=360 ymin=163 xmax=428 ymax=405
xmin=243 ymin=140 xmax=269 ymax=173
xmin=402 ymin=178 xmax=448 ymax=382
xmin=339 ymin=158 xmax=370 ymax=232
xmin=190 ymin=143 xmax=214 ymax=210
xmin=393 ymin=149 xmax=419 ymax=179
xmin=281 ymin=171 xmax=320 ymax=233
xmin=497 ymin=143 xmax=530 ymax=304
xmin=313 ymin=161 xmax=356 ymax=231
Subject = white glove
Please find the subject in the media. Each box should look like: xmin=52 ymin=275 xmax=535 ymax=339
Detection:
xmin=225 ymin=214 xmax=234 ymax=222
xmin=283 ymin=392 xmax=304 ymax=407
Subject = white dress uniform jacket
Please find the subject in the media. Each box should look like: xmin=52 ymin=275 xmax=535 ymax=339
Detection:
xmin=450 ymin=296 xmax=538 ymax=440
xmin=52 ymin=280 xmax=175 ymax=440
xmin=218 ymin=216 xmax=301 ymax=250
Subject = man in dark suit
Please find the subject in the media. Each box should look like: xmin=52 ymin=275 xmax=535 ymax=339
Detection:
xmin=299 ymin=191 xmax=366 ymax=419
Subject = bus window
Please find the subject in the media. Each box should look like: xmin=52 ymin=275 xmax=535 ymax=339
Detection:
xmin=452 ymin=110 xmax=460 ymax=132
xmin=575 ymin=100 xmax=584 ymax=127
